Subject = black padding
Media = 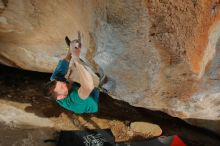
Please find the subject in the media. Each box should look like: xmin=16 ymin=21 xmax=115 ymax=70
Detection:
xmin=116 ymin=136 xmax=173 ymax=146
xmin=57 ymin=129 xmax=115 ymax=146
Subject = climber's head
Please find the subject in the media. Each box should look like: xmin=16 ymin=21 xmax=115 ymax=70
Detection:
xmin=44 ymin=79 xmax=69 ymax=100
xmin=53 ymin=80 xmax=69 ymax=100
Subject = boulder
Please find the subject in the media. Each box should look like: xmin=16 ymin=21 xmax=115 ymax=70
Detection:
xmin=0 ymin=100 xmax=54 ymax=128
xmin=1 ymin=0 xmax=220 ymax=134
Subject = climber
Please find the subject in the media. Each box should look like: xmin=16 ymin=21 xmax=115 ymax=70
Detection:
xmin=45 ymin=36 xmax=100 ymax=114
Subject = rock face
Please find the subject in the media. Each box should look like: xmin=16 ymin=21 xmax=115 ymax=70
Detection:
xmin=0 ymin=100 xmax=54 ymax=128
xmin=1 ymin=0 xmax=220 ymax=134
xmin=130 ymin=122 xmax=162 ymax=137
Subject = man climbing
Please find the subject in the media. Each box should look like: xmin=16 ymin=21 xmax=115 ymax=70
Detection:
xmin=45 ymin=36 xmax=100 ymax=114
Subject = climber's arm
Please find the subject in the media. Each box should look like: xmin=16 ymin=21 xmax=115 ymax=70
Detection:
xmin=75 ymin=60 xmax=94 ymax=99
xmin=64 ymin=48 xmax=72 ymax=62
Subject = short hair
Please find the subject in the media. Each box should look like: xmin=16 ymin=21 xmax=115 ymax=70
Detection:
xmin=44 ymin=80 xmax=57 ymax=100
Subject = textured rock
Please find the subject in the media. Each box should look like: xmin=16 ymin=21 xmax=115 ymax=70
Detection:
xmin=130 ymin=122 xmax=162 ymax=137
xmin=0 ymin=100 xmax=54 ymax=128
xmin=1 ymin=0 xmax=220 ymax=134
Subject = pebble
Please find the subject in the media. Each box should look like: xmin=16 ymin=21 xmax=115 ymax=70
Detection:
xmin=7 ymin=94 xmax=12 ymax=98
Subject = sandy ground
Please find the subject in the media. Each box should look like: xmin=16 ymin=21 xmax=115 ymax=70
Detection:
xmin=0 ymin=64 xmax=220 ymax=146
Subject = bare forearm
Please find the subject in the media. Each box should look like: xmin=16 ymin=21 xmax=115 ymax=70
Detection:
xmin=75 ymin=61 xmax=94 ymax=90
xmin=64 ymin=48 xmax=72 ymax=62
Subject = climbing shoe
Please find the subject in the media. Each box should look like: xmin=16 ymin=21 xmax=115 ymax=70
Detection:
xmin=65 ymin=36 xmax=71 ymax=47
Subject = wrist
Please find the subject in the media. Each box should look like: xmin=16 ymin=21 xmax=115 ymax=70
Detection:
xmin=64 ymin=54 xmax=71 ymax=62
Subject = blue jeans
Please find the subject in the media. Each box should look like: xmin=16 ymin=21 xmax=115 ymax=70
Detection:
xmin=50 ymin=59 xmax=69 ymax=81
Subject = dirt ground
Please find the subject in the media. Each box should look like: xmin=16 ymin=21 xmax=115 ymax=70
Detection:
xmin=0 ymin=64 xmax=220 ymax=146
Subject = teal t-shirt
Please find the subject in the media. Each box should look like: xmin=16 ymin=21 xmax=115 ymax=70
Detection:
xmin=56 ymin=84 xmax=98 ymax=114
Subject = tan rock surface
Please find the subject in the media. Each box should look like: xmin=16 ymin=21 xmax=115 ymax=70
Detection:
xmin=130 ymin=122 xmax=162 ymax=137
xmin=0 ymin=100 xmax=54 ymax=128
